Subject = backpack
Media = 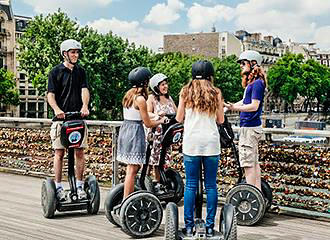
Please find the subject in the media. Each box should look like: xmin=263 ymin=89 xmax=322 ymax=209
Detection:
xmin=218 ymin=116 xmax=235 ymax=148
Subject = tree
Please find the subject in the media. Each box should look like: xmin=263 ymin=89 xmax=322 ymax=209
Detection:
xmin=268 ymin=53 xmax=304 ymax=111
xmin=212 ymin=55 xmax=242 ymax=103
xmin=300 ymin=59 xmax=330 ymax=112
xmin=18 ymin=10 xmax=79 ymax=95
xmin=0 ymin=68 xmax=19 ymax=105
xmin=18 ymin=10 xmax=154 ymax=120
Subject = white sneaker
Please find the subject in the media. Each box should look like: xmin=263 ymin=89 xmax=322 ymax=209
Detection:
xmin=56 ymin=187 xmax=67 ymax=202
xmin=77 ymin=187 xmax=87 ymax=200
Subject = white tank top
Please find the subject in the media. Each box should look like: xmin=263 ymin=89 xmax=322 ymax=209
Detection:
xmin=183 ymin=108 xmax=220 ymax=156
xmin=123 ymin=107 xmax=142 ymax=120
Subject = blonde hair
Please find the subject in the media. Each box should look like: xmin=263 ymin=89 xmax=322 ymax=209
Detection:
xmin=122 ymin=87 xmax=148 ymax=108
xmin=181 ymin=79 xmax=221 ymax=116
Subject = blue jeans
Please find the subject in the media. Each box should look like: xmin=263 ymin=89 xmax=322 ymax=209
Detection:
xmin=183 ymin=154 xmax=219 ymax=229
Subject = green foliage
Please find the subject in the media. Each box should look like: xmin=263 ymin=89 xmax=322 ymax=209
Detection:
xmin=18 ymin=10 xmax=79 ymax=95
xmin=268 ymin=53 xmax=330 ymax=112
xmin=212 ymin=55 xmax=243 ymax=103
xmin=17 ymin=10 xmax=246 ymax=120
xmin=148 ymin=53 xmax=242 ymax=105
xmin=0 ymin=68 xmax=19 ymax=105
xmin=268 ymin=53 xmax=304 ymax=104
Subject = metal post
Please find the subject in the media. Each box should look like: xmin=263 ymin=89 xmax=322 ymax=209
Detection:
xmin=111 ymin=126 xmax=119 ymax=186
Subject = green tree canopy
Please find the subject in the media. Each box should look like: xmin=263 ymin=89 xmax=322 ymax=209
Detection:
xmin=0 ymin=68 xmax=19 ymax=105
xmin=18 ymin=10 xmax=245 ymax=120
xmin=268 ymin=53 xmax=304 ymax=104
xmin=268 ymin=53 xmax=330 ymax=113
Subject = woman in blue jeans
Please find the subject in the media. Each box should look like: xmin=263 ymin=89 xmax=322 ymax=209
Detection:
xmin=176 ymin=60 xmax=224 ymax=237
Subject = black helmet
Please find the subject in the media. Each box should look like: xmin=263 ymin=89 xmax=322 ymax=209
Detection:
xmin=128 ymin=67 xmax=152 ymax=88
xmin=192 ymin=60 xmax=215 ymax=80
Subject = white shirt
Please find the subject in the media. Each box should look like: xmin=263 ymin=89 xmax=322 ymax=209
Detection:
xmin=123 ymin=107 xmax=141 ymax=120
xmin=182 ymin=108 xmax=220 ymax=156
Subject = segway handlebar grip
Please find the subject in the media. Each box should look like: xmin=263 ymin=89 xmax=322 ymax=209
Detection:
xmin=52 ymin=111 xmax=84 ymax=121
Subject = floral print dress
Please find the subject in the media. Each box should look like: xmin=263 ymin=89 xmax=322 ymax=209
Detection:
xmin=149 ymin=97 xmax=176 ymax=166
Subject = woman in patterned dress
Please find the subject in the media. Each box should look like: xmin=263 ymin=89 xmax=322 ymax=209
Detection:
xmin=146 ymin=73 xmax=177 ymax=186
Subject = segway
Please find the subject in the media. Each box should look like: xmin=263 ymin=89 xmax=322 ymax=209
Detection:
xmin=41 ymin=112 xmax=100 ymax=218
xmin=164 ymin=161 xmax=237 ymax=240
xmin=138 ymin=113 xmax=184 ymax=203
xmin=220 ymin=116 xmax=272 ymax=226
xmin=104 ymin=114 xmax=184 ymax=238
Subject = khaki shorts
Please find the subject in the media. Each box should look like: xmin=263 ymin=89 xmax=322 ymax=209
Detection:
xmin=50 ymin=122 xmax=88 ymax=150
xmin=238 ymin=127 xmax=262 ymax=167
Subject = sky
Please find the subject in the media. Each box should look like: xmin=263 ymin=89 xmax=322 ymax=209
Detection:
xmin=11 ymin=0 xmax=330 ymax=52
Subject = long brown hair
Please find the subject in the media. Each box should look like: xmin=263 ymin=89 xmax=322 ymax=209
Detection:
xmin=181 ymin=79 xmax=221 ymax=116
xmin=247 ymin=66 xmax=268 ymax=88
xmin=122 ymin=87 xmax=148 ymax=108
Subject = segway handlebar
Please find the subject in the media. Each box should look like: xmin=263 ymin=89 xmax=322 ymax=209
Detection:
xmin=52 ymin=111 xmax=85 ymax=121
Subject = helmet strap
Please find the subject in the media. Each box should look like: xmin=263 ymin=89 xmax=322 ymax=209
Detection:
xmin=64 ymin=51 xmax=78 ymax=66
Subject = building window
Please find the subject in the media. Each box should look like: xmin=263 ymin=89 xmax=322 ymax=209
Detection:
xmin=19 ymin=73 xmax=25 ymax=79
xmin=38 ymin=102 xmax=44 ymax=118
xmin=28 ymin=89 xmax=36 ymax=95
xmin=222 ymin=37 xmax=225 ymax=41
xmin=221 ymin=46 xmax=226 ymax=54
xmin=27 ymin=102 xmax=37 ymax=118
xmin=19 ymin=89 xmax=26 ymax=96
xmin=19 ymin=102 xmax=26 ymax=117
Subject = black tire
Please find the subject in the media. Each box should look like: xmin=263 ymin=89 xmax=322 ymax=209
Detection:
xmin=240 ymin=179 xmax=273 ymax=212
xmin=164 ymin=168 xmax=184 ymax=203
xmin=41 ymin=178 xmax=57 ymax=218
xmin=226 ymin=183 xmax=265 ymax=226
xmin=104 ymin=183 xmax=124 ymax=227
xmin=261 ymin=179 xmax=272 ymax=212
xmin=85 ymin=175 xmax=100 ymax=215
xmin=120 ymin=191 xmax=162 ymax=238
xmin=220 ymin=204 xmax=237 ymax=240
xmin=164 ymin=202 xmax=179 ymax=240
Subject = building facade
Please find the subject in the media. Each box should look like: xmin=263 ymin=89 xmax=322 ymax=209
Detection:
xmin=0 ymin=0 xmax=47 ymax=118
xmin=163 ymin=30 xmax=289 ymax=71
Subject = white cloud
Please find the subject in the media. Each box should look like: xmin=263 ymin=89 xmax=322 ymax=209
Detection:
xmin=314 ymin=26 xmax=330 ymax=51
xmin=87 ymin=18 xmax=167 ymax=52
xmin=144 ymin=0 xmax=184 ymax=25
xmin=22 ymin=0 xmax=113 ymax=15
xmin=234 ymin=0 xmax=330 ymax=46
xmin=187 ymin=3 xmax=235 ymax=30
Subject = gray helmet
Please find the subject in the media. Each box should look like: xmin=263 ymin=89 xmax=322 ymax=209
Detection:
xmin=60 ymin=39 xmax=82 ymax=56
xmin=149 ymin=73 xmax=168 ymax=95
xmin=238 ymin=50 xmax=262 ymax=66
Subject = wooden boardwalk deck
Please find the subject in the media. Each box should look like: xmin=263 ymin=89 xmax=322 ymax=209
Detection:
xmin=0 ymin=172 xmax=329 ymax=240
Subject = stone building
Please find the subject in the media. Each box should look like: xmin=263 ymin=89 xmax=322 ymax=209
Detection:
xmin=0 ymin=0 xmax=47 ymax=118
xmin=163 ymin=30 xmax=289 ymax=71
xmin=312 ymin=50 xmax=330 ymax=68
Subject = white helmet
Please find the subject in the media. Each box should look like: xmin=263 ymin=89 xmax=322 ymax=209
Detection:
xmin=60 ymin=39 xmax=82 ymax=56
xmin=238 ymin=50 xmax=262 ymax=66
xmin=149 ymin=73 xmax=168 ymax=95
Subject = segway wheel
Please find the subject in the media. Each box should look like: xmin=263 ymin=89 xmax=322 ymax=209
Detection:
xmin=41 ymin=178 xmax=57 ymax=218
xmin=120 ymin=191 xmax=162 ymax=238
xmin=85 ymin=175 xmax=100 ymax=214
xmin=226 ymin=183 xmax=265 ymax=226
xmin=241 ymin=179 xmax=273 ymax=212
xmin=164 ymin=202 xmax=179 ymax=240
xmin=164 ymin=168 xmax=184 ymax=204
xmin=220 ymin=204 xmax=237 ymax=240
xmin=104 ymin=183 xmax=124 ymax=227
xmin=261 ymin=179 xmax=272 ymax=212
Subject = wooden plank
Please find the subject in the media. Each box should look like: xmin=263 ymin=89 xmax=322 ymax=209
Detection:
xmin=0 ymin=172 xmax=329 ymax=240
